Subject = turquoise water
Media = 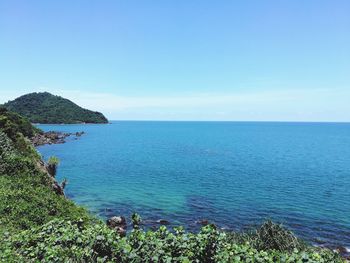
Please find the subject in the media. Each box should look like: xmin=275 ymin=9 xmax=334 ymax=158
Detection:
xmin=37 ymin=121 xmax=350 ymax=250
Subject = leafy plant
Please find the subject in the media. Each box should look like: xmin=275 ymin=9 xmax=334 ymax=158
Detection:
xmin=254 ymin=220 xmax=302 ymax=252
xmin=0 ymin=218 xmax=343 ymax=263
xmin=131 ymin=213 xmax=142 ymax=229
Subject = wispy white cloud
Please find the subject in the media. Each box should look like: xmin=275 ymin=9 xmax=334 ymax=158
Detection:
xmin=1 ymin=87 xmax=350 ymax=121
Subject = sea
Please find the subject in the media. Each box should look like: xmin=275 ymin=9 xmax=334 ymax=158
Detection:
xmin=36 ymin=121 xmax=350 ymax=251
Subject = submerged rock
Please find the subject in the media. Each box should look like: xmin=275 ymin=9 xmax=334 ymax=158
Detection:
xmin=336 ymin=246 xmax=348 ymax=255
xmin=195 ymin=219 xmax=209 ymax=226
xmin=156 ymin=219 xmax=170 ymax=225
xmin=76 ymin=131 xmax=85 ymax=137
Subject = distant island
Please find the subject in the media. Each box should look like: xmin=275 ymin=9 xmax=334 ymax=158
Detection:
xmin=3 ymin=92 xmax=108 ymax=124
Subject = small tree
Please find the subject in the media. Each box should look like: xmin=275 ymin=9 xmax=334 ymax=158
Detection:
xmin=255 ymin=220 xmax=301 ymax=252
xmin=47 ymin=156 xmax=60 ymax=177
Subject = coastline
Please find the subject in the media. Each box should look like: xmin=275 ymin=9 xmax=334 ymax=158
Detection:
xmin=34 ymin=124 xmax=350 ymax=259
xmin=0 ymin=109 xmax=346 ymax=261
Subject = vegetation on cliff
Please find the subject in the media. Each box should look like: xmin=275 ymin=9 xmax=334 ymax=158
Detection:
xmin=3 ymin=92 xmax=108 ymax=124
xmin=0 ymin=109 xmax=344 ymax=262
xmin=0 ymin=108 xmax=92 ymax=237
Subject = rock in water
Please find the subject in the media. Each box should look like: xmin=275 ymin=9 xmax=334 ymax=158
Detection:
xmin=75 ymin=131 xmax=85 ymax=137
xmin=107 ymin=216 xmax=127 ymax=227
xmin=107 ymin=216 xmax=127 ymax=236
xmin=336 ymin=246 xmax=348 ymax=255
xmin=195 ymin=219 xmax=209 ymax=226
xmin=156 ymin=219 xmax=170 ymax=225
xmin=31 ymin=131 xmax=85 ymax=146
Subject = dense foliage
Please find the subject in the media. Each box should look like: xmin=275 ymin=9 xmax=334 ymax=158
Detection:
xmin=0 ymin=109 xmax=344 ymax=262
xmin=0 ymin=218 xmax=343 ymax=262
xmin=0 ymin=109 xmax=93 ymax=239
xmin=3 ymin=92 xmax=108 ymax=124
xmin=0 ymin=107 xmax=41 ymax=139
xmin=0 ymin=107 xmax=41 ymax=161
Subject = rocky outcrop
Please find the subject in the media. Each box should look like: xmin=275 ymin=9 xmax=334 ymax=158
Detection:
xmin=75 ymin=131 xmax=84 ymax=137
xmin=31 ymin=130 xmax=85 ymax=195
xmin=52 ymin=181 xmax=65 ymax=195
xmin=31 ymin=131 xmax=85 ymax=146
xmin=107 ymin=216 xmax=127 ymax=236
xmin=46 ymin=163 xmax=57 ymax=177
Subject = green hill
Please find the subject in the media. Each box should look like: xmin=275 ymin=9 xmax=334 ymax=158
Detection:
xmin=3 ymin=92 xmax=108 ymax=124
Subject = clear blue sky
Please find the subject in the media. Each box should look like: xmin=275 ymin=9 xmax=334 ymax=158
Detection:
xmin=1 ymin=0 xmax=349 ymax=121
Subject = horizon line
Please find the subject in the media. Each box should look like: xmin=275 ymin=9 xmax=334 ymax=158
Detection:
xmin=36 ymin=119 xmax=350 ymax=124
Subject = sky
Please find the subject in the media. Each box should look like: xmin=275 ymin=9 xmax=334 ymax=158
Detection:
xmin=0 ymin=0 xmax=349 ymax=121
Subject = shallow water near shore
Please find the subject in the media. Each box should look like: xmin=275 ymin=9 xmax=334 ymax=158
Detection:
xmin=37 ymin=121 xmax=350 ymax=250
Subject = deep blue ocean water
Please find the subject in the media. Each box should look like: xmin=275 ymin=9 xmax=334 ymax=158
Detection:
xmin=37 ymin=121 xmax=350 ymax=250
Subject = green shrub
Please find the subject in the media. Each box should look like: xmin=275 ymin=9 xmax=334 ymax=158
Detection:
xmin=0 ymin=219 xmax=343 ymax=263
xmin=48 ymin=156 xmax=60 ymax=166
xmin=0 ymin=131 xmax=38 ymax=176
xmin=0 ymin=172 xmax=92 ymax=234
xmin=0 ymin=107 xmax=41 ymax=139
xmin=254 ymin=220 xmax=302 ymax=252
xmin=131 ymin=213 xmax=142 ymax=229
xmin=0 ymin=219 xmax=119 ymax=262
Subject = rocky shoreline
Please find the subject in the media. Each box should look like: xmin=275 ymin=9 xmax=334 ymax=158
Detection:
xmin=30 ymin=130 xmax=85 ymax=196
xmin=31 ymin=131 xmax=85 ymax=146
